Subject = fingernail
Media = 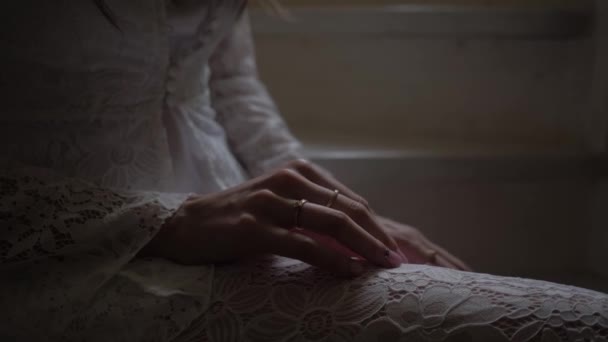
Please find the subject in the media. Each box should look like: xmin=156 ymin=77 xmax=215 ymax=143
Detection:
xmin=384 ymin=249 xmax=403 ymax=268
xmin=349 ymin=258 xmax=365 ymax=275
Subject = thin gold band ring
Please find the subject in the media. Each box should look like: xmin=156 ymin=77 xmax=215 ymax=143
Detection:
xmin=294 ymin=199 xmax=308 ymax=228
xmin=326 ymin=189 xmax=340 ymax=208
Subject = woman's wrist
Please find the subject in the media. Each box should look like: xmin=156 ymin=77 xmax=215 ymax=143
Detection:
xmin=137 ymin=203 xmax=186 ymax=259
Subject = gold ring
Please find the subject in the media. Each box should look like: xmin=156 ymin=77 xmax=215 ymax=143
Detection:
xmin=326 ymin=189 xmax=340 ymax=208
xmin=293 ymin=199 xmax=308 ymax=228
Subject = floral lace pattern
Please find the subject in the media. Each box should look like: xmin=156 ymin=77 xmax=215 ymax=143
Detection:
xmin=0 ymin=0 xmax=302 ymax=195
xmin=0 ymin=1 xmax=302 ymax=339
xmin=0 ymin=1 xmax=303 ymax=340
xmin=210 ymin=13 xmax=303 ymax=177
xmin=0 ymin=165 xmax=209 ymax=341
xmin=175 ymin=257 xmax=608 ymax=342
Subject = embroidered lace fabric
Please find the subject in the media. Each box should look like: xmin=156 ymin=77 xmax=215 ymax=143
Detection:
xmin=0 ymin=1 xmax=299 ymax=340
xmin=0 ymin=164 xmax=207 ymax=341
xmin=0 ymin=0 xmax=302 ymax=195
xmin=1 ymin=1 xmax=607 ymax=341
xmin=176 ymin=257 xmax=608 ymax=342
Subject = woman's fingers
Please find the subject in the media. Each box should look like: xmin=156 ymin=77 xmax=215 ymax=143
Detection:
xmin=245 ymin=190 xmax=402 ymax=268
xmin=401 ymin=237 xmax=460 ymax=269
xmin=272 ymin=162 xmax=471 ymax=271
xmin=263 ymin=167 xmax=401 ymax=253
xmin=433 ymin=254 xmax=458 ymax=269
xmin=401 ymin=234 xmax=468 ymax=270
xmin=423 ymin=237 xmax=472 ymax=271
xmin=298 ymin=203 xmax=403 ymax=268
xmin=397 ymin=238 xmax=436 ymax=264
xmin=287 ymin=159 xmax=370 ymax=208
xmin=259 ymin=226 xmax=368 ymax=277
xmin=381 ymin=217 xmax=469 ymax=271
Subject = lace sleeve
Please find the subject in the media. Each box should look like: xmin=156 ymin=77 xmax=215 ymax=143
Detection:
xmin=210 ymin=11 xmax=303 ymax=177
xmin=0 ymin=164 xmax=212 ymax=340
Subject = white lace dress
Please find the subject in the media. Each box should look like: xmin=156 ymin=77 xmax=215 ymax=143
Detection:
xmin=0 ymin=1 xmax=606 ymax=341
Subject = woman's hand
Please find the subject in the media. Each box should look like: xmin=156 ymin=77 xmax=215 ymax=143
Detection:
xmin=268 ymin=160 xmax=471 ymax=272
xmin=141 ymin=160 xmax=405 ymax=277
xmin=379 ymin=217 xmax=472 ymax=271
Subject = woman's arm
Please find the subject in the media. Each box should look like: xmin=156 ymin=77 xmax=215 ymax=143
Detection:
xmin=0 ymin=160 xmax=405 ymax=339
xmin=207 ymin=10 xmax=469 ymax=271
xmin=0 ymin=163 xmax=199 ymax=340
xmin=209 ymin=11 xmax=302 ymax=177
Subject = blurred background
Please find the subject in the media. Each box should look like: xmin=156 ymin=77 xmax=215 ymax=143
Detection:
xmin=250 ymin=0 xmax=608 ymax=291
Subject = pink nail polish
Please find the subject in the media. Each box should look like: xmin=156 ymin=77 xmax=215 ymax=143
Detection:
xmin=384 ymin=249 xmax=403 ymax=268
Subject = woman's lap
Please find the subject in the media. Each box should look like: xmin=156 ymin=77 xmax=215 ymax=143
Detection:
xmin=176 ymin=257 xmax=608 ymax=342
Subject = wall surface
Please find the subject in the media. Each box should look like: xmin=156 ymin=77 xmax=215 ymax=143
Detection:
xmin=585 ymin=0 xmax=608 ymax=152
xmin=252 ymin=6 xmax=595 ymax=153
xmin=586 ymin=0 xmax=608 ymax=280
